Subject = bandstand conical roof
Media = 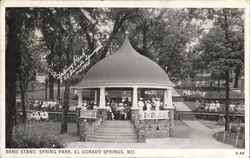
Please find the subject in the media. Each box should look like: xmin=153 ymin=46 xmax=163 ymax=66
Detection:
xmin=75 ymin=36 xmax=174 ymax=88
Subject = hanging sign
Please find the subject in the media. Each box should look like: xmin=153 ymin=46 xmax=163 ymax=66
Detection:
xmin=46 ymin=46 xmax=102 ymax=80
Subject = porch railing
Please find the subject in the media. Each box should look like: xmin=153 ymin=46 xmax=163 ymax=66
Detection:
xmin=139 ymin=110 xmax=169 ymax=120
xmin=79 ymin=110 xmax=97 ymax=119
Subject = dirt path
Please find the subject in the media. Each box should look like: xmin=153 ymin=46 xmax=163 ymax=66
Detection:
xmin=182 ymin=120 xmax=234 ymax=149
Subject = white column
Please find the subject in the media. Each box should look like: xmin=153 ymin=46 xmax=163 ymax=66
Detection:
xmin=168 ymin=89 xmax=173 ymax=108
xmin=166 ymin=89 xmax=174 ymax=109
xmin=94 ymin=90 xmax=98 ymax=102
xmin=99 ymin=87 xmax=106 ymax=108
xmin=163 ymin=89 xmax=167 ymax=108
xmin=132 ymin=87 xmax=138 ymax=109
xmin=78 ymin=88 xmax=82 ymax=107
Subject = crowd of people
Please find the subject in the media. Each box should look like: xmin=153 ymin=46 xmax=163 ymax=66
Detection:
xmin=19 ymin=110 xmax=49 ymax=123
xmin=182 ymin=89 xmax=206 ymax=97
xmin=195 ymin=100 xmax=245 ymax=113
xmin=16 ymin=97 xmax=60 ymax=123
xmin=16 ymin=97 xmax=62 ymax=111
xmin=77 ymin=97 xmax=164 ymax=120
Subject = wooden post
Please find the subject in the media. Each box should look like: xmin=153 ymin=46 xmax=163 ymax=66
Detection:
xmin=223 ymin=131 xmax=226 ymax=142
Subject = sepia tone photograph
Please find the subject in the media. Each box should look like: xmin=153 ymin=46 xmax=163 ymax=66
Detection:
xmin=1 ymin=1 xmax=249 ymax=157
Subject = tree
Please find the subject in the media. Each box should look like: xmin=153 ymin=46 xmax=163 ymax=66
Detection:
xmin=197 ymin=8 xmax=244 ymax=131
xmin=18 ymin=28 xmax=44 ymax=124
xmin=5 ymin=8 xmax=24 ymax=147
xmin=127 ymin=9 xmax=203 ymax=78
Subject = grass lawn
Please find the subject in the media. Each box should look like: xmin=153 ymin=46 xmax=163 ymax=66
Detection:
xmin=215 ymin=131 xmax=245 ymax=149
xmin=14 ymin=122 xmax=80 ymax=144
xmin=13 ymin=120 xmax=191 ymax=146
xmin=183 ymin=101 xmax=196 ymax=110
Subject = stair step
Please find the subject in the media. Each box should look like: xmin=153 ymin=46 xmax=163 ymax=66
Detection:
xmin=89 ymin=134 xmax=137 ymax=139
xmin=102 ymin=125 xmax=134 ymax=129
xmin=103 ymin=123 xmax=134 ymax=125
xmin=94 ymin=130 xmax=136 ymax=135
xmin=104 ymin=121 xmax=133 ymax=123
xmin=95 ymin=128 xmax=136 ymax=132
xmin=104 ymin=120 xmax=132 ymax=122
xmin=103 ymin=121 xmax=133 ymax=124
xmin=92 ymin=134 xmax=136 ymax=137
xmin=88 ymin=138 xmax=137 ymax=143
xmin=87 ymin=120 xmax=137 ymax=143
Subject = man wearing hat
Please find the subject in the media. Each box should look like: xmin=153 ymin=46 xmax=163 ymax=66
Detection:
xmin=146 ymin=100 xmax=152 ymax=111
xmin=215 ymin=101 xmax=220 ymax=112
xmin=118 ymin=103 xmax=126 ymax=120
xmin=81 ymin=100 xmax=87 ymax=110
xmin=209 ymin=101 xmax=215 ymax=112
xmin=195 ymin=100 xmax=200 ymax=110
xmin=93 ymin=102 xmax=98 ymax=110
xmin=154 ymin=98 xmax=160 ymax=111
xmin=138 ymin=98 xmax=144 ymax=111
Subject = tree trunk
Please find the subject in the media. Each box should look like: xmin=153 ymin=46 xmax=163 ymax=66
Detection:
xmin=18 ymin=72 xmax=28 ymax=124
xmin=6 ymin=9 xmax=22 ymax=147
xmin=61 ymin=80 xmax=70 ymax=134
xmin=45 ymin=78 xmax=48 ymax=100
xmin=142 ymin=23 xmax=148 ymax=57
xmin=6 ymin=78 xmax=17 ymax=147
xmin=225 ymin=69 xmax=230 ymax=131
xmin=217 ymin=78 xmax=220 ymax=93
xmin=57 ymin=79 xmax=60 ymax=99
xmin=57 ymin=40 xmax=62 ymax=100
xmin=233 ymin=67 xmax=240 ymax=88
xmin=14 ymin=100 xmax=19 ymax=126
xmin=48 ymin=42 xmax=55 ymax=101
xmin=60 ymin=16 xmax=73 ymax=133
xmin=19 ymin=85 xmax=27 ymax=124
xmin=99 ymin=14 xmax=133 ymax=60
xmin=49 ymin=74 xmax=54 ymax=101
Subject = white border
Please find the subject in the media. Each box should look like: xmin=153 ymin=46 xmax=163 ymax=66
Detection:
xmin=0 ymin=0 xmax=249 ymax=158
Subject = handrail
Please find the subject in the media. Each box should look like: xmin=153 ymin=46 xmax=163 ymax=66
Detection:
xmin=139 ymin=110 xmax=169 ymax=120
xmin=79 ymin=110 xmax=97 ymax=118
xmin=176 ymin=111 xmax=244 ymax=117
